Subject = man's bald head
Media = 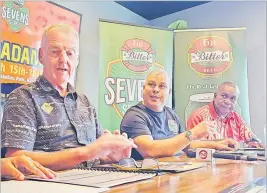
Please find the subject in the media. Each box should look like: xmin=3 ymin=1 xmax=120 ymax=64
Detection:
xmin=143 ymin=69 xmax=171 ymax=112
xmin=145 ymin=69 xmax=171 ymax=88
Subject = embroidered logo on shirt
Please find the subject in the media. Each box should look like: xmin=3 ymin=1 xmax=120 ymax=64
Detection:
xmin=168 ymin=119 xmax=178 ymax=134
xmin=41 ymin=102 xmax=54 ymax=114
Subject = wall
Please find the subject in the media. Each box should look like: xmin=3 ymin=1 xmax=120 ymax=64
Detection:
xmin=150 ymin=1 xmax=266 ymax=142
xmin=55 ymin=1 xmax=149 ymax=110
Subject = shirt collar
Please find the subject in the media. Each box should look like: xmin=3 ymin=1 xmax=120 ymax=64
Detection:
xmin=37 ymin=75 xmax=77 ymax=99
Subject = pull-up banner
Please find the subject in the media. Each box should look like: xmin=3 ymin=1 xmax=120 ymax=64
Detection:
xmin=99 ymin=20 xmax=173 ymax=132
xmin=173 ymin=28 xmax=250 ymax=127
xmin=0 ymin=1 xmax=81 ymax=96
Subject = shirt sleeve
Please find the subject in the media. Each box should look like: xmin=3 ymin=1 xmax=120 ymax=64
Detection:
xmin=186 ymin=113 xmax=204 ymax=130
xmin=237 ymin=114 xmax=261 ymax=143
xmin=174 ymin=113 xmax=185 ymax=133
xmin=120 ymin=109 xmax=151 ymax=139
xmin=81 ymin=94 xmax=104 ymax=139
xmin=1 ymin=88 xmax=37 ymax=151
xmin=93 ymin=106 xmax=104 ymax=138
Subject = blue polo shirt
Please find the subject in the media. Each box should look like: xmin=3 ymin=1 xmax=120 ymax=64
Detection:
xmin=120 ymin=102 xmax=185 ymax=160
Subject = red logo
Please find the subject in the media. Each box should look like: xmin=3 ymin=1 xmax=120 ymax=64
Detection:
xmin=199 ymin=150 xmax=208 ymax=159
xmin=188 ymin=36 xmax=233 ymax=76
xmin=121 ymin=38 xmax=155 ymax=72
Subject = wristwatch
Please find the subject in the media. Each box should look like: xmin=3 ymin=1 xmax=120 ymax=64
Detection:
xmin=185 ymin=130 xmax=193 ymax=142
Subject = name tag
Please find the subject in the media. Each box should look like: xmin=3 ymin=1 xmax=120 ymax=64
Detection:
xmin=168 ymin=119 xmax=178 ymax=134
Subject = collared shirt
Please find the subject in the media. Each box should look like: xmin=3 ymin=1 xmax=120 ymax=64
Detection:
xmin=186 ymin=102 xmax=260 ymax=142
xmin=1 ymin=76 xmax=103 ymax=152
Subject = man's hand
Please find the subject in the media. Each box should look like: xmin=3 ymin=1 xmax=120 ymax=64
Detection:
xmin=191 ymin=121 xmax=217 ymax=139
xmin=212 ymin=138 xmax=238 ymax=151
xmin=247 ymin=141 xmax=265 ymax=148
xmin=1 ymin=155 xmax=57 ymax=180
xmin=95 ymin=130 xmax=137 ymax=163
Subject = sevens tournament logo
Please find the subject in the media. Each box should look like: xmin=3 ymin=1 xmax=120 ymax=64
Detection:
xmin=105 ymin=38 xmax=157 ymax=118
xmin=188 ymin=36 xmax=233 ymax=77
xmin=2 ymin=0 xmax=29 ymax=33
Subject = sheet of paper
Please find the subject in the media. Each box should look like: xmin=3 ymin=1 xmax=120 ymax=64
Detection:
xmin=1 ymin=180 xmax=109 ymax=193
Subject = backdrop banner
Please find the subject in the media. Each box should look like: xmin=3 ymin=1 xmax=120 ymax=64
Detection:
xmin=99 ymin=20 xmax=173 ymax=132
xmin=173 ymin=28 xmax=250 ymax=128
xmin=0 ymin=1 xmax=81 ymax=102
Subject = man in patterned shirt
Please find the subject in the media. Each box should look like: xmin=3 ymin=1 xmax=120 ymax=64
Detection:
xmin=186 ymin=82 xmax=264 ymax=148
xmin=1 ymin=24 xmax=136 ymax=171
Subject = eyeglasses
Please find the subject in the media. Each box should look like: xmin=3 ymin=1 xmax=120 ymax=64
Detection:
xmin=112 ymin=158 xmax=160 ymax=171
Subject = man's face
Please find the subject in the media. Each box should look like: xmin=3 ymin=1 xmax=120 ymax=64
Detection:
xmin=39 ymin=28 xmax=79 ymax=87
xmin=213 ymin=85 xmax=239 ymax=116
xmin=143 ymin=72 xmax=171 ymax=112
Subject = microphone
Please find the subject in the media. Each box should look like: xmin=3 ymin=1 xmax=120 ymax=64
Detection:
xmin=212 ymin=152 xmax=258 ymax=161
xmin=186 ymin=149 xmax=196 ymax=158
xmin=186 ymin=149 xmax=266 ymax=161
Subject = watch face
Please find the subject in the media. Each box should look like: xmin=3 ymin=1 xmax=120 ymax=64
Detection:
xmin=186 ymin=131 xmax=192 ymax=141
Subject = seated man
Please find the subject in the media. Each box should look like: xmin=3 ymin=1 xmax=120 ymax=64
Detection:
xmin=1 ymin=24 xmax=136 ymax=171
xmin=120 ymin=69 xmax=237 ymax=160
xmin=186 ymin=82 xmax=264 ymax=148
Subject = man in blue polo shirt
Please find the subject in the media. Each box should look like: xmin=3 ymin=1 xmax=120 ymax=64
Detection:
xmin=121 ymin=69 xmax=237 ymax=160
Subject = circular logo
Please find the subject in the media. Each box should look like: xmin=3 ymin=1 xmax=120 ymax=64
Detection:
xmin=12 ymin=0 xmax=24 ymax=8
xmin=199 ymin=150 xmax=208 ymax=159
xmin=188 ymin=36 xmax=233 ymax=76
xmin=121 ymin=38 xmax=155 ymax=72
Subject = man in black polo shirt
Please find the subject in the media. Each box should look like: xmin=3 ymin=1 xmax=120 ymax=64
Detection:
xmin=1 ymin=24 xmax=136 ymax=170
xmin=121 ymin=69 xmax=237 ymax=160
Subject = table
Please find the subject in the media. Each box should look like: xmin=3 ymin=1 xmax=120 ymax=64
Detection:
xmin=108 ymin=155 xmax=266 ymax=193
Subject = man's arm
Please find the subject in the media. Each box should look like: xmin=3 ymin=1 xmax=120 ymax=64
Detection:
xmin=5 ymin=145 xmax=100 ymax=171
xmin=133 ymin=133 xmax=192 ymax=158
xmin=5 ymin=132 xmax=137 ymax=171
xmin=121 ymin=108 xmax=216 ymax=158
xmin=133 ymin=129 xmax=234 ymax=158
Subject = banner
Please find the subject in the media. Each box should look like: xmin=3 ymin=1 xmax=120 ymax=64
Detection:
xmin=99 ymin=20 xmax=173 ymax=132
xmin=174 ymin=28 xmax=250 ymax=127
xmin=0 ymin=1 xmax=81 ymax=98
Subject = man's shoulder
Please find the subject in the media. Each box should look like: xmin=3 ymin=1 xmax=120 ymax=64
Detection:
xmin=230 ymin=111 xmax=244 ymax=121
xmin=164 ymin=106 xmax=176 ymax=114
xmin=77 ymin=93 xmax=94 ymax=107
xmin=123 ymin=103 xmax=147 ymax=118
xmin=8 ymin=81 xmax=38 ymax=98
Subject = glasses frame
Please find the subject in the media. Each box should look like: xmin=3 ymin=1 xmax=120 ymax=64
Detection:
xmin=112 ymin=158 xmax=160 ymax=171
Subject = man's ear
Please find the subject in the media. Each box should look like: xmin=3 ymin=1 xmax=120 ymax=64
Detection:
xmin=38 ymin=48 xmax=43 ymax=64
xmin=76 ymin=54 xmax=80 ymax=66
xmin=169 ymin=88 xmax=172 ymax=95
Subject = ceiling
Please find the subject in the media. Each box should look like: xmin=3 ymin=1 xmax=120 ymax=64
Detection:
xmin=116 ymin=1 xmax=210 ymax=20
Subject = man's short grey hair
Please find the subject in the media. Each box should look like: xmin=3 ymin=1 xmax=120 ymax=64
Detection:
xmin=217 ymin=81 xmax=240 ymax=94
xmin=41 ymin=23 xmax=79 ymax=48
xmin=145 ymin=68 xmax=171 ymax=87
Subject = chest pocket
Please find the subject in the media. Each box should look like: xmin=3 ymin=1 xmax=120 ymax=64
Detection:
xmin=72 ymin=107 xmax=96 ymax=145
xmin=168 ymin=119 xmax=179 ymax=134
